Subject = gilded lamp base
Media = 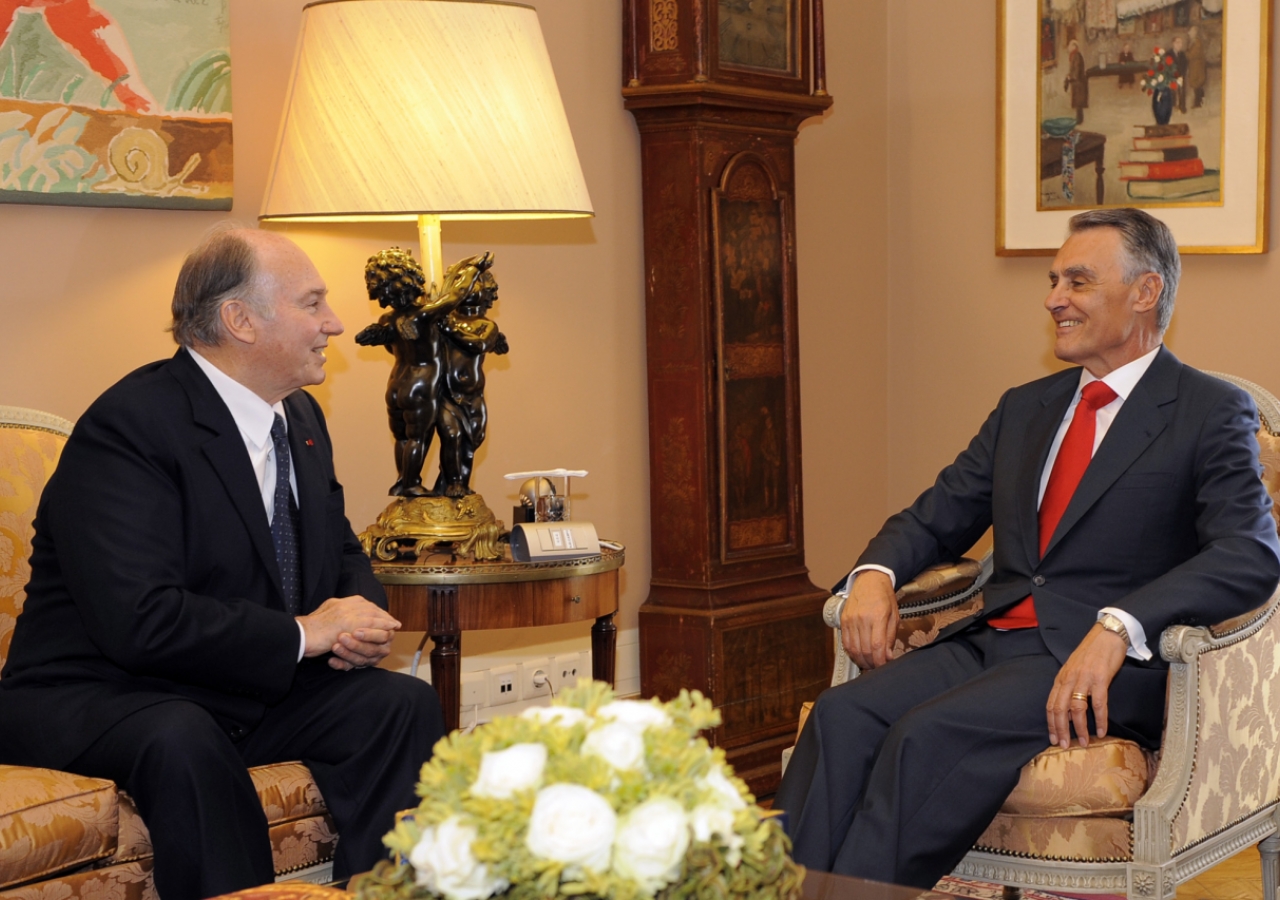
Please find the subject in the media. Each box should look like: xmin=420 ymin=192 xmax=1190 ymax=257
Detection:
xmin=359 ymin=495 xmax=504 ymax=562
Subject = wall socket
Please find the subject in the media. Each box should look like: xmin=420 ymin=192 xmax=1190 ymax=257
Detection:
xmin=488 ymin=665 xmax=518 ymax=705
xmin=553 ymin=652 xmax=587 ymax=690
xmin=520 ymin=657 xmax=552 ymax=700
xmin=461 ymin=671 xmax=487 ymax=709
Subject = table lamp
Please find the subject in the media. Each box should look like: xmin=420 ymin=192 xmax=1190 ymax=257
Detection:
xmin=260 ymin=0 xmax=593 ymax=559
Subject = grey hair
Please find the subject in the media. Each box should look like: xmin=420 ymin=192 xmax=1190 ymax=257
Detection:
xmin=1067 ymin=208 xmax=1181 ymax=332
xmin=169 ymin=224 xmax=272 ymax=347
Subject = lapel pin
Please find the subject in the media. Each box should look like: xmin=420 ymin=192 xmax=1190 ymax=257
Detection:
xmin=305 ymin=439 xmax=315 ymax=447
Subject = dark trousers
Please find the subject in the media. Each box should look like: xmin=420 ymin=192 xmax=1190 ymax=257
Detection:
xmin=774 ymin=625 xmax=1163 ymax=890
xmin=67 ymin=665 xmax=444 ymax=900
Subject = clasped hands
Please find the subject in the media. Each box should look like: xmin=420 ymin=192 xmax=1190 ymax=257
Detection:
xmin=297 ymin=595 xmax=401 ymax=671
xmin=840 ymin=571 xmax=1128 ymax=747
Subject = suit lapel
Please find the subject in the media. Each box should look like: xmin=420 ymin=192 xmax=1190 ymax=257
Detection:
xmin=169 ymin=350 xmax=285 ymax=602
xmin=284 ymin=393 xmax=328 ymax=607
xmin=1041 ymin=347 xmax=1179 ymax=559
xmin=1018 ymin=372 xmax=1078 ymax=568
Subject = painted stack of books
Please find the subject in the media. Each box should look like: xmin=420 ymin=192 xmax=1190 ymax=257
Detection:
xmin=1119 ymin=124 xmax=1220 ymax=200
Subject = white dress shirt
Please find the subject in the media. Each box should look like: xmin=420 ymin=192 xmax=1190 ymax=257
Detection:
xmin=188 ymin=349 xmax=308 ymax=661
xmin=847 ymin=345 xmax=1164 ymax=660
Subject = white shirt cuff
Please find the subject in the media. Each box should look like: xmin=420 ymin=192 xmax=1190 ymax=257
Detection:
xmin=1098 ymin=607 xmax=1151 ymax=661
xmin=296 ymin=620 xmax=307 ymax=663
xmin=839 ymin=564 xmax=898 ymax=597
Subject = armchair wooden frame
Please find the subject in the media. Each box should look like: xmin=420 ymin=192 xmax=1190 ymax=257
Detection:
xmin=812 ymin=373 xmax=1280 ymax=900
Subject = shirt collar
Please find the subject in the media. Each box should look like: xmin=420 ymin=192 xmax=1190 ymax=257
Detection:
xmin=186 ymin=347 xmax=286 ymax=451
xmin=1078 ymin=344 xmax=1162 ymax=402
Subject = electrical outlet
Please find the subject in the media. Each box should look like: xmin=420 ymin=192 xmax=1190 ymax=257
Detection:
xmin=520 ymin=657 xmax=552 ymax=700
xmin=553 ymin=652 xmax=586 ymax=690
xmin=488 ymin=665 xmax=518 ymax=705
xmin=461 ymin=671 xmax=486 ymax=709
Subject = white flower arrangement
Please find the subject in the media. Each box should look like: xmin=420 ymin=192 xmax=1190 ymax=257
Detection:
xmin=354 ymin=683 xmax=803 ymax=900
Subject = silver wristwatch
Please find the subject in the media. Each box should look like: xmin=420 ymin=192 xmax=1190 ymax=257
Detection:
xmin=1099 ymin=613 xmax=1130 ymax=646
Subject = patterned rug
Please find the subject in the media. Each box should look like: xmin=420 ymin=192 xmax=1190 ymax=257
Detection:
xmin=935 ymin=875 xmax=1126 ymax=900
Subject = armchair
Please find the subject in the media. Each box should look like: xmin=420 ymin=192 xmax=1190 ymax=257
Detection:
xmin=805 ymin=372 xmax=1280 ymax=900
xmin=0 ymin=407 xmax=338 ymax=898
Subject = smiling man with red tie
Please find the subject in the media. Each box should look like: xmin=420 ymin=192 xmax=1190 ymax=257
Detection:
xmin=775 ymin=208 xmax=1280 ymax=889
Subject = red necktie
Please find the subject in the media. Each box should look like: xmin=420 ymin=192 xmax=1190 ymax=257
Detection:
xmin=988 ymin=380 xmax=1118 ymax=629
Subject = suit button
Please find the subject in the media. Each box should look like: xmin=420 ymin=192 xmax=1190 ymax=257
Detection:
xmin=1032 ymin=575 xmax=1046 ymax=586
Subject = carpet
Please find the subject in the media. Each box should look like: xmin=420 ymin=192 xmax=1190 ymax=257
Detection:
xmin=935 ymin=875 xmax=1126 ymax=900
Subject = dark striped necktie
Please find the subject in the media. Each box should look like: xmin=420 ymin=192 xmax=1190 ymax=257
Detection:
xmin=269 ymin=413 xmax=301 ymax=615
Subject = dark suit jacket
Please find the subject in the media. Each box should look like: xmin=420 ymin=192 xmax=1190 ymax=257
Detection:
xmin=0 ymin=349 xmax=386 ymax=768
xmin=854 ymin=347 xmax=1280 ymax=667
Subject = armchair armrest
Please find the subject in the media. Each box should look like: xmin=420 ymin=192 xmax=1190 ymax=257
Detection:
xmin=826 ymin=554 xmax=992 ymax=685
xmin=1134 ymin=587 xmax=1280 ymax=860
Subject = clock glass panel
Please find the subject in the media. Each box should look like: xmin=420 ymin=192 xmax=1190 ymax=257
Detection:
xmin=718 ymin=0 xmax=791 ymax=72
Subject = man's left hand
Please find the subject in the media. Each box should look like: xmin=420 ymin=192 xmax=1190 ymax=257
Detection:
xmin=331 ymin=627 xmax=395 ymax=670
xmin=1046 ymin=624 xmax=1128 ymax=749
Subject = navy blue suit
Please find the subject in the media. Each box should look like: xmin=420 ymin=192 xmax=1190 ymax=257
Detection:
xmin=0 ymin=349 xmax=444 ymax=899
xmin=776 ymin=348 xmax=1280 ymax=888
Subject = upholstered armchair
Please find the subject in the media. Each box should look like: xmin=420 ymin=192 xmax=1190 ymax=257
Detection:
xmin=0 ymin=407 xmax=339 ymax=898
xmin=807 ymin=373 xmax=1280 ymax=900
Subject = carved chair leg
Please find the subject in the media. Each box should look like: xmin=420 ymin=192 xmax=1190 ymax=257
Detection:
xmin=1001 ymin=886 xmax=1022 ymax=900
xmin=1260 ymin=833 xmax=1280 ymax=900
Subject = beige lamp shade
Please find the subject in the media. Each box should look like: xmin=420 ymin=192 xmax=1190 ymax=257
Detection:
xmin=259 ymin=0 xmax=593 ymax=223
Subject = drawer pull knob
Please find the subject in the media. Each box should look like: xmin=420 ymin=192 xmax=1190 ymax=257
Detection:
xmin=570 ymin=595 xmax=582 ymax=604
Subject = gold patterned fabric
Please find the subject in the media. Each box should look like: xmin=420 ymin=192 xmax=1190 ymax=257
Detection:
xmin=1171 ymin=606 xmax=1280 ymax=852
xmin=975 ymin=813 xmax=1132 ymax=862
xmin=0 ymin=424 xmax=68 ymax=669
xmin=269 ymin=813 xmax=339 ymax=875
xmin=251 ymin=762 xmax=329 ymax=824
xmin=1 ymin=859 xmax=154 ymax=900
xmin=1255 ymin=427 xmax=1280 ymax=532
xmin=893 ymin=596 xmax=985 ymax=658
xmin=999 ymin=737 xmax=1151 ymax=817
xmin=0 ymin=766 xmax=118 ymax=888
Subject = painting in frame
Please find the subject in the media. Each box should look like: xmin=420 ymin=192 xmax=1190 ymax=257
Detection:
xmin=0 ymin=0 xmax=232 ymax=211
xmin=997 ymin=0 xmax=1269 ymax=254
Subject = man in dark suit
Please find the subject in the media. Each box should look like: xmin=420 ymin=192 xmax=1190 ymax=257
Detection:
xmin=0 ymin=228 xmax=446 ymax=899
xmin=775 ymin=208 xmax=1280 ymax=888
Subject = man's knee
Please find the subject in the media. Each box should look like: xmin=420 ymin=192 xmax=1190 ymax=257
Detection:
xmin=130 ymin=704 xmax=244 ymax=780
xmin=358 ymin=671 xmax=444 ymax=735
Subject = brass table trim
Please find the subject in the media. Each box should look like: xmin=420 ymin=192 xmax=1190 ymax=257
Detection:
xmin=372 ymin=544 xmax=624 ymax=585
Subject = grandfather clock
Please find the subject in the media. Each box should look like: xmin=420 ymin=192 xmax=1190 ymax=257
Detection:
xmin=624 ymin=0 xmax=834 ymax=794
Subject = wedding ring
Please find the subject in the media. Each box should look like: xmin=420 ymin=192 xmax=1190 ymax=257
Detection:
xmin=1070 ymin=691 xmax=1089 ymax=702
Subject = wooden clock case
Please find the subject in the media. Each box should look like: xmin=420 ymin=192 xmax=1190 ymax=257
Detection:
xmin=623 ymin=0 xmax=833 ymax=794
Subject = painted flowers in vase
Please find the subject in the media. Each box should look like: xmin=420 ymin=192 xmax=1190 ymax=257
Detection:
xmin=352 ymin=683 xmax=803 ymax=900
xmin=1139 ymin=47 xmax=1182 ymax=125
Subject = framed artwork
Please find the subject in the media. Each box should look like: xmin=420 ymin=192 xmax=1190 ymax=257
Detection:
xmin=997 ymin=0 xmax=1270 ymax=254
xmin=0 ymin=0 xmax=232 ymax=210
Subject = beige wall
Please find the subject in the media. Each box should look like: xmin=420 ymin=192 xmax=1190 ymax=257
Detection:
xmin=883 ymin=1 xmax=1280 ymax=535
xmin=4 ymin=0 xmax=1277 ymax=688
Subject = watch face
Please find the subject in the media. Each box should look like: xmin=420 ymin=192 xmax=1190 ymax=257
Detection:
xmin=718 ymin=0 xmax=791 ymax=72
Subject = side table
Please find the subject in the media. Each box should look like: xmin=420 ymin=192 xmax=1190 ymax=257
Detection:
xmin=373 ymin=544 xmax=625 ymax=732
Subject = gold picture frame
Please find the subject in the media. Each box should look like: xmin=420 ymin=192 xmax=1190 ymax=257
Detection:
xmin=997 ymin=0 xmax=1270 ymax=255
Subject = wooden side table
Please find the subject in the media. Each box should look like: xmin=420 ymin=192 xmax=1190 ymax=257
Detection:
xmin=374 ymin=544 xmax=624 ymax=731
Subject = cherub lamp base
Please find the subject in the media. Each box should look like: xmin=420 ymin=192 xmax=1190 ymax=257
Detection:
xmin=359 ymin=494 xmax=504 ymax=562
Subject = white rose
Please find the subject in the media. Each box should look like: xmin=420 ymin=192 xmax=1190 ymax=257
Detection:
xmin=689 ymin=804 xmax=744 ymax=867
xmin=699 ymin=766 xmax=748 ymax=810
xmin=410 ymin=817 xmax=508 ymax=900
xmin=471 ymin=743 xmax=547 ymax=799
xmin=521 ymin=706 xmax=589 ymax=728
xmin=526 ymin=783 xmax=617 ymax=872
xmin=612 ymin=797 xmax=691 ymax=892
xmin=582 ymin=721 xmax=646 ymax=772
xmin=598 ymin=699 xmax=672 ymax=731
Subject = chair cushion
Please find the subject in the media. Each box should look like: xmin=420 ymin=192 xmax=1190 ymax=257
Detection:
xmin=1000 ymin=737 xmax=1152 ymax=817
xmin=2 ymin=859 xmax=154 ymax=900
xmin=975 ymin=812 xmax=1132 ymax=862
xmin=0 ymin=765 xmax=118 ymax=888
xmin=108 ymin=761 xmax=330 ymax=867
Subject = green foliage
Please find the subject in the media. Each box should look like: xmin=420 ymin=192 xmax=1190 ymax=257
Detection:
xmin=353 ymin=684 xmax=802 ymax=900
xmin=167 ymin=51 xmax=231 ymax=114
